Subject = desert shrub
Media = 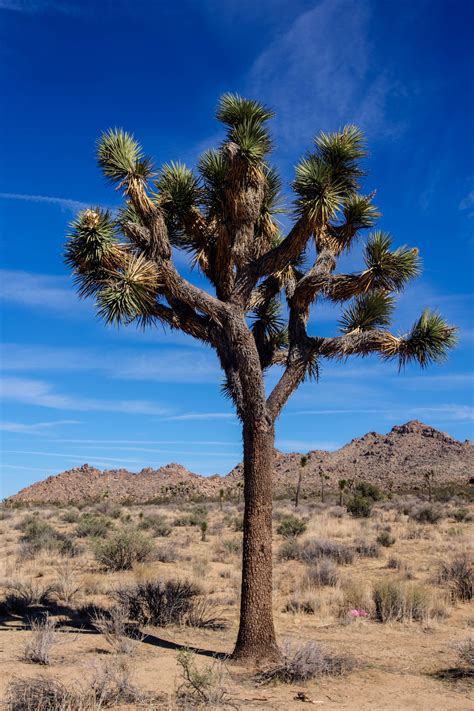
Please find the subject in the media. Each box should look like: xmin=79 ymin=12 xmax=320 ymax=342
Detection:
xmin=454 ymin=637 xmax=474 ymax=668
xmin=452 ymin=508 xmax=472 ymax=523
xmin=5 ymin=677 xmax=77 ymax=711
xmin=212 ymin=536 xmax=242 ymax=562
xmin=354 ymin=539 xmax=381 ymax=558
xmin=386 ymin=556 xmax=402 ymax=569
xmin=354 ymin=482 xmax=383 ymax=501
xmin=138 ymin=514 xmax=172 ymax=537
xmin=154 ymin=544 xmax=179 ymax=563
xmin=185 ymin=597 xmax=227 ymax=630
xmin=346 ymin=495 xmax=372 ymax=518
xmin=277 ymin=515 xmax=307 ymax=538
xmin=51 ymin=562 xmax=81 ymax=605
xmin=114 ymin=579 xmax=200 ymax=626
xmin=373 ymin=580 xmax=431 ymax=622
xmin=376 ymin=531 xmax=396 ymax=547
xmin=176 ymin=648 xmax=229 ymax=706
xmin=283 ymin=594 xmax=319 ymax=615
xmin=76 ymin=514 xmax=111 ymax=538
xmin=301 ymin=538 xmax=354 ymax=565
xmin=89 ymin=658 xmax=142 ymax=707
xmin=61 ymin=509 xmax=80 ymax=524
xmin=1 ymin=580 xmax=54 ymax=615
xmin=23 ymin=614 xmax=58 ymax=665
xmin=19 ymin=518 xmax=77 ymax=557
xmin=278 ymin=539 xmax=302 ymax=561
xmin=92 ymin=605 xmax=143 ymax=654
xmin=409 ymin=503 xmax=443 ymax=524
xmin=255 ymin=640 xmax=353 ymax=684
xmin=328 ymin=506 xmax=346 ymax=518
xmin=437 ymin=554 xmax=473 ymax=602
xmin=305 ymin=558 xmax=339 ymax=587
xmin=231 ymin=514 xmax=244 ymax=531
xmin=93 ymin=528 xmax=154 ymax=570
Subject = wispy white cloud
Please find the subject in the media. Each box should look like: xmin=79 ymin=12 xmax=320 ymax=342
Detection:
xmin=0 ymin=377 xmax=169 ymax=416
xmin=248 ymin=0 xmax=398 ymax=160
xmin=291 ymin=404 xmax=474 ymax=424
xmin=0 ymin=192 xmax=88 ymax=212
xmin=163 ymin=412 xmax=235 ymax=422
xmin=0 ymin=420 xmax=80 ymax=434
xmin=2 ymin=343 xmax=219 ymax=384
xmin=0 ymin=270 xmax=87 ymax=316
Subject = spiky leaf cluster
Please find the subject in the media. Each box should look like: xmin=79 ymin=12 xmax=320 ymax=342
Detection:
xmin=364 ymin=231 xmax=421 ymax=291
xmin=217 ymin=93 xmax=273 ymax=165
xmin=157 ymin=162 xmax=201 ymax=225
xmin=96 ymin=253 xmax=159 ymax=325
xmin=339 ymin=292 xmax=395 ymax=333
xmin=293 ymin=126 xmax=368 ymax=224
xmin=397 ymin=310 xmax=457 ymax=368
xmin=97 ymin=129 xmax=152 ymax=186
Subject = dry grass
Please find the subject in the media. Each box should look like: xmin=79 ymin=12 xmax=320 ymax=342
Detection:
xmin=1 ymin=495 xmax=473 ymax=709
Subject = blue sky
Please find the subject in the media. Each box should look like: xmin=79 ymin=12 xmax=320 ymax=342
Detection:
xmin=1 ymin=0 xmax=473 ymax=498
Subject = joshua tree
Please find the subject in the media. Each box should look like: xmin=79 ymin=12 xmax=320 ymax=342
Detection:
xmin=64 ymin=94 xmax=455 ymax=661
xmin=319 ymin=470 xmax=330 ymax=503
xmin=338 ymin=478 xmax=348 ymax=506
xmin=295 ymin=454 xmax=308 ymax=509
xmin=423 ymin=469 xmax=435 ymax=502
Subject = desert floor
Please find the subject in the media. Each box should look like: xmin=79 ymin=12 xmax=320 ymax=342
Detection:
xmin=0 ymin=496 xmax=472 ymax=709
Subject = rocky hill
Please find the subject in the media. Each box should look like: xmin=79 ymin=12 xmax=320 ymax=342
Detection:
xmin=8 ymin=421 xmax=473 ymax=505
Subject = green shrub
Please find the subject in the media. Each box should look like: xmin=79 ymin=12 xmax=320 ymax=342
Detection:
xmin=354 ymin=481 xmax=383 ymax=501
xmin=76 ymin=514 xmax=112 ymax=538
xmin=278 ymin=539 xmax=302 ymax=561
xmin=301 ymin=538 xmax=354 ymax=565
xmin=452 ymin=508 xmax=472 ymax=523
xmin=277 ymin=515 xmax=307 ymax=538
xmin=346 ymin=495 xmax=372 ymax=518
xmin=373 ymin=581 xmax=431 ymax=622
xmin=19 ymin=518 xmax=77 ymax=558
xmin=409 ymin=504 xmax=443 ymax=524
xmin=93 ymin=528 xmax=154 ymax=570
xmin=138 ymin=514 xmax=172 ymax=537
xmin=376 ymin=531 xmax=396 ymax=547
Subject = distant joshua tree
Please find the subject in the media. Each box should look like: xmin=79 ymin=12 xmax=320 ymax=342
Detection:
xmin=423 ymin=470 xmax=436 ymax=502
xmin=295 ymin=454 xmax=309 ymax=509
xmin=319 ymin=470 xmax=330 ymax=503
xmin=338 ymin=478 xmax=348 ymax=506
xmin=64 ymin=94 xmax=456 ymax=661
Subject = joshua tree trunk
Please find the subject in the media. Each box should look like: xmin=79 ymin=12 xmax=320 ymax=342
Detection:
xmin=233 ymin=417 xmax=279 ymax=662
xmin=295 ymin=470 xmax=303 ymax=509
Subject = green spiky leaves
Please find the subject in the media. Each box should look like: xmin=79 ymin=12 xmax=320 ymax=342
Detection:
xmin=217 ymin=94 xmax=274 ymax=126
xmin=396 ymin=310 xmax=457 ymax=368
xmin=294 ymin=126 xmax=368 ymax=224
xmin=339 ymin=292 xmax=395 ymax=333
xmin=97 ymin=128 xmax=152 ymax=186
xmin=157 ymin=162 xmax=201 ymax=223
xmin=251 ymin=298 xmax=286 ymax=340
xmin=96 ymin=253 xmax=160 ymax=325
xmin=217 ymin=93 xmax=273 ymax=164
xmin=65 ymin=208 xmax=126 ymax=298
xmin=65 ymin=208 xmax=117 ymax=269
xmin=364 ymin=231 xmax=421 ymax=291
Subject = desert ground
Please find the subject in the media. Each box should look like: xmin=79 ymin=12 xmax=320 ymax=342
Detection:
xmin=0 ymin=494 xmax=472 ymax=710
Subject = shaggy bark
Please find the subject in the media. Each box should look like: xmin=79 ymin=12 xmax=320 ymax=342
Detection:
xmin=233 ymin=417 xmax=279 ymax=662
